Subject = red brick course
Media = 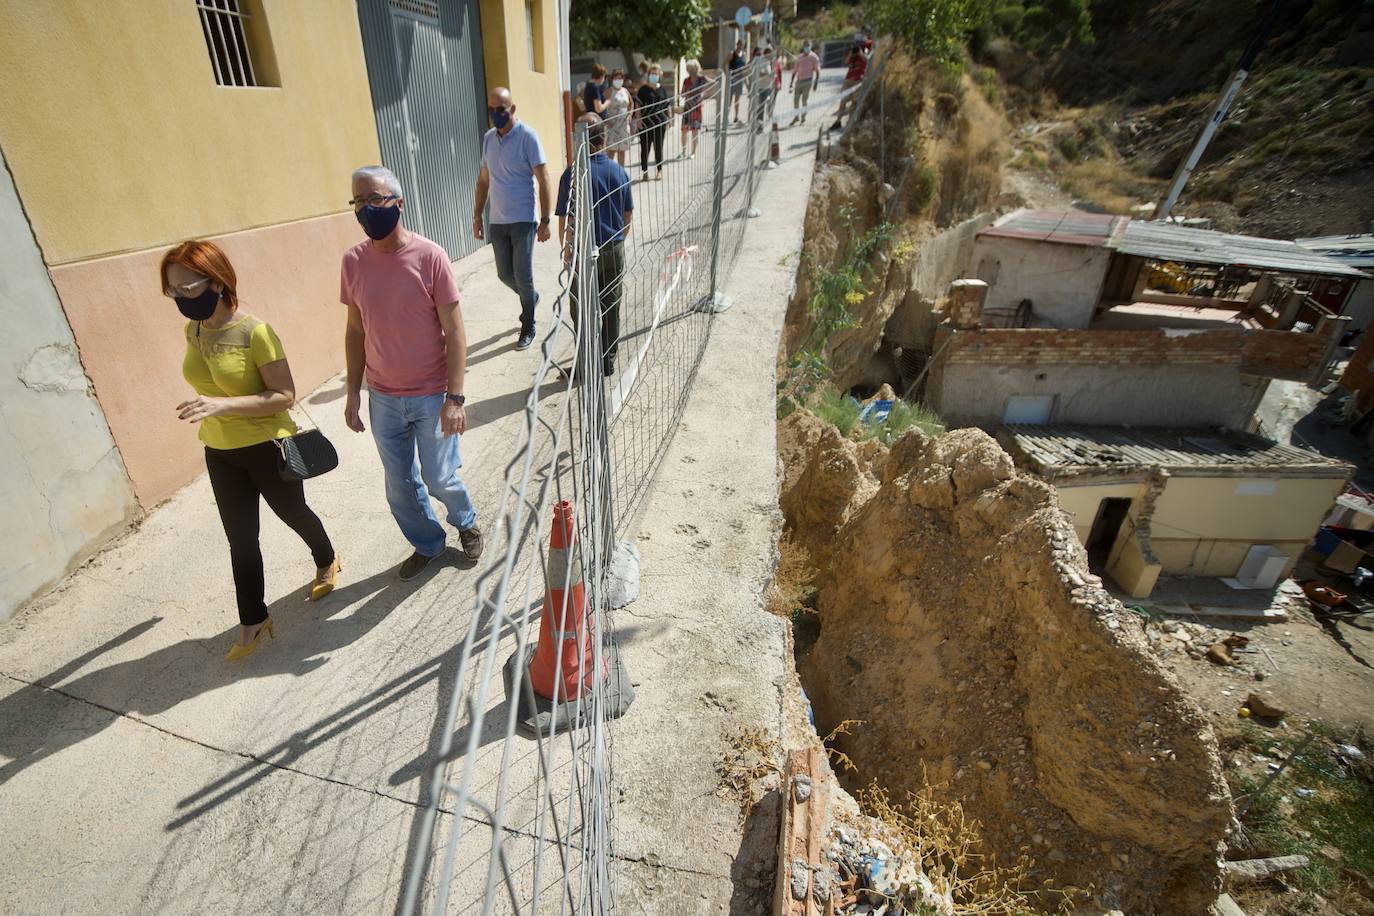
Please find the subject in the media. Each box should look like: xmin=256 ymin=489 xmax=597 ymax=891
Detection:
xmin=935 ymin=328 xmax=1326 ymax=381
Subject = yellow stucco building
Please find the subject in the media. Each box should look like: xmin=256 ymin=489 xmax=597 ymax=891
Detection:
xmin=0 ymin=0 xmax=567 ymax=619
xmin=1001 ymin=426 xmax=1353 ymax=598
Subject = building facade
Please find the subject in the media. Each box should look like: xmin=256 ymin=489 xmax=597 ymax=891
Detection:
xmin=0 ymin=0 xmax=561 ymax=619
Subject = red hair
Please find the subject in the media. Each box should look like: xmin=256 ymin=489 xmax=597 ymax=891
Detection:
xmin=159 ymin=240 xmax=239 ymax=310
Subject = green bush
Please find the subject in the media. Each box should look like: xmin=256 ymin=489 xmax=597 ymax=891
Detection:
xmin=869 ymin=398 xmax=946 ymax=444
xmin=812 ymin=387 xmax=863 ymax=437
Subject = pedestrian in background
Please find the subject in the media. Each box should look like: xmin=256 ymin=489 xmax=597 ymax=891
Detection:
xmin=556 ymin=114 xmax=634 ymax=378
xmin=472 ymin=86 xmax=552 ymax=351
xmin=679 ymin=59 xmax=708 ymax=159
xmin=831 ymin=32 xmax=872 ymax=132
xmin=636 ymin=64 xmax=669 ymax=182
xmin=583 ymin=63 xmax=608 ymax=118
xmin=728 ymin=41 xmax=746 ymax=124
xmin=767 ymin=46 xmax=783 ymax=120
xmin=604 ymin=68 xmax=632 ymax=168
xmin=750 ymin=47 xmax=771 ymax=134
xmin=343 ymin=165 xmax=484 ymax=581
xmin=161 ymin=239 xmax=338 ymax=662
xmin=789 ymin=41 xmax=821 ymax=126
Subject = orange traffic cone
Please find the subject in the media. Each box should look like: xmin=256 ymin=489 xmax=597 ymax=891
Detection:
xmin=528 ymin=499 xmax=604 ymax=702
xmin=504 ymin=499 xmax=635 ymax=736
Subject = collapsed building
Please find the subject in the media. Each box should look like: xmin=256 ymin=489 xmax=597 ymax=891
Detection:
xmin=887 ymin=209 xmax=1361 ymax=597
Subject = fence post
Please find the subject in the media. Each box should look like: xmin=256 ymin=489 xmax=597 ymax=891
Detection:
xmin=745 ymin=59 xmax=760 ymax=212
xmin=707 ymin=72 xmax=730 ymax=312
xmin=572 ymin=123 xmax=616 ymax=549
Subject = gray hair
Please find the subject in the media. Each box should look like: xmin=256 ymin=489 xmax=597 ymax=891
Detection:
xmin=351 ymin=165 xmax=403 ymax=198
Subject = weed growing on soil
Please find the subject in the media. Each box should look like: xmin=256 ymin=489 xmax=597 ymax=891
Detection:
xmin=1221 ymin=721 xmax=1374 ymax=913
xmin=809 ymin=385 xmax=947 ymax=444
xmin=822 ymin=719 xmax=864 ymax=775
xmin=860 ymin=775 xmax=1087 ymax=914
xmin=779 ymin=207 xmax=896 ymax=407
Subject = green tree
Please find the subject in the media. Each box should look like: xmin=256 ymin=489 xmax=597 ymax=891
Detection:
xmin=570 ymin=0 xmax=712 ymax=69
xmin=865 ymin=0 xmax=999 ymax=68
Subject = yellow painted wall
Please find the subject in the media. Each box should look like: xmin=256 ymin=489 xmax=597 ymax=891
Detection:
xmin=0 ymin=1 xmax=380 ymax=265
xmin=1106 ymin=521 xmax=1162 ymax=598
xmin=1060 ymin=474 xmax=1344 ymax=579
xmin=1152 ymin=476 xmax=1346 ymax=544
xmin=1054 ymin=482 xmax=1149 ymax=543
xmin=480 ymin=0 xmax=567 ymax=171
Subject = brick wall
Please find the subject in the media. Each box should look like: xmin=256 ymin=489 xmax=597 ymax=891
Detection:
xmin=936 ymin=328 xmax=1327 ymax=381
xmin=1341 ymin=331 xmax=1374 ymax=415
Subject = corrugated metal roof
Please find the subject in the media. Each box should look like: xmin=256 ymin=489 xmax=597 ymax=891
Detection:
xmin=1295 ymin=234 xmax=1374 ymax=271
xmin=1110 ymin=221 xmax=1368 ymax=279
xmin=1007 ymin=425 xmax=1352 ymax=477
xmin=979 ymin=209 xmax=1125 ymax=248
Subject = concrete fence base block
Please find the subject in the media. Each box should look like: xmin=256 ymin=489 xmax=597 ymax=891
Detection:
xmin=707 ymin=292 xmax=735 ymax=314
xmin=503 ymin=644 xmax=635 ymax=739
xmin=606 ymin=541 xmax=641 ymax=608
xmin=747 ymin=207 xmax=761 ymax=219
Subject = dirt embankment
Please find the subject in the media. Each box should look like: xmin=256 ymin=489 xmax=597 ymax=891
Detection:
xmin=781 ymin=48 xmax=1007 ymax=394
xmin=778 ymin=409 xmax=1234 ymax=912
xmin=984 ymin=0 xmax=1374 ymax=236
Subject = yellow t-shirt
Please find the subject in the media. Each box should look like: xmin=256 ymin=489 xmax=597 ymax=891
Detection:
xmin=182 ymin=313 xmax=296 ymax=451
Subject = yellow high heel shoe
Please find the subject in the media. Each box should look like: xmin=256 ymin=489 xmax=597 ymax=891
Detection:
xmin=225 ymin=618 xmax=274 ymax=662
xmin=309 ymin=555 xmax=342 ymax=602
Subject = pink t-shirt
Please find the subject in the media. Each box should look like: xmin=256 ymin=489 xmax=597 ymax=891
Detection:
xmin=794 ymin=51 xmax=820 ymax=81
xmin=339 ymin=233 xmax=461 ymax=397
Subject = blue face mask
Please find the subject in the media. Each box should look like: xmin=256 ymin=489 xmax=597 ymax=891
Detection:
xmin=648 ymin=74 xmax=659 ymax=86
xmin=356 ymin=204 xmax=401 ymax=241
xmin=175 ymin=287 xmax=220 ymax=321
xmin=490 ymin=107 xmax=512 ymax=129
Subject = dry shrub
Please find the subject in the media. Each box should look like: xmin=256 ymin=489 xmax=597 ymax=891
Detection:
xmin=716 ymin=726 xmax=782 ymax=820
xmin=768 ymin=534 xmax=815 ymax=618
xmin=860 ymin=773 xmax=1089 ymax=914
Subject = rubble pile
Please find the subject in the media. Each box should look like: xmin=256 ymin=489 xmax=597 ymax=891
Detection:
xmin=777 ymin=409 xmax=1234 ymax=912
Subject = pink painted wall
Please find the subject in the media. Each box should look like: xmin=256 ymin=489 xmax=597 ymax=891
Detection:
xmin=50 ymin=212 xmax=358 ymax=506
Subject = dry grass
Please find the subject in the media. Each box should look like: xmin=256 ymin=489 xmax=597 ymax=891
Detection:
xmin=860 ymin=772 xmax=1089 ymax=914
xmin=1059 ymin=159 xmax=1162 ymax=215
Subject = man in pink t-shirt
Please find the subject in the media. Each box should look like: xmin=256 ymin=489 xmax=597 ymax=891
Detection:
xmin=789 ymin=42 xmax=821 ymax=126
xmin=342 ymin=164 xmax=483 ymax=579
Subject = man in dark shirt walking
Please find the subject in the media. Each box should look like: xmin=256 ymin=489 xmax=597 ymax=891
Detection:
xmin=555 ymin=114 xmax=634 ymax=378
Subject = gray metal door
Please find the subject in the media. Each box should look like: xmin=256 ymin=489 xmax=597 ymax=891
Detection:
xmin=356 ymin=0 xmax=487 ymax=261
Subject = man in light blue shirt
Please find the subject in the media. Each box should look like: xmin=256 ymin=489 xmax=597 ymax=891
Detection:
xmin=472 ymin=86 xmax=552 ymax=351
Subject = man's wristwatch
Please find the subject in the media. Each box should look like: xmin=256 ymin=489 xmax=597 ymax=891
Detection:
xmin=539 ymin=216 xmax=550 ymax=226
xmin=445 ymin=393 xmax=466 ymax=406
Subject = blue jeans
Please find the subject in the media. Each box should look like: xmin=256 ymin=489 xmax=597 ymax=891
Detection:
xmin=489 ymin=221 xmax=539 ymax=332
xmin=368 ymin=391 xmax=478 ymax=557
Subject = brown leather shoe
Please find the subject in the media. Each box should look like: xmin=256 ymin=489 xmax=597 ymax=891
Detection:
xmin=459 ymin=525 xmax=484 ymax=561
xmin=398 ymin=549 xmax=444 ymax=581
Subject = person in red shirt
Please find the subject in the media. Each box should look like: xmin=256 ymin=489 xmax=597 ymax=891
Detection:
xmin=679 ymin=59 xmax=709 ymax=159
xmin=830 ymin=33 xmax=872 ymax=132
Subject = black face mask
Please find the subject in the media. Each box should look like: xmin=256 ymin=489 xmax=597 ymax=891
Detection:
xmin=356 ymin=204 xmax=402 ymax=241
xmin=175 ymin=287 xmax=220 ymax=321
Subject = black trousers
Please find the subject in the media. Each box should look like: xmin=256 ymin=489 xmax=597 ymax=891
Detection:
xmin=571 ymin=240 xmax=624 ymax=372
xmin=639 ymin=125 xmax=665 ymax=175
xmin=206 ymin=441 xmax=334 ymax=626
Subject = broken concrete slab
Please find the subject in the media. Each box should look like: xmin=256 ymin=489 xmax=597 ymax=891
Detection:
xmin=1222 ymin=855 xmax=1311 ymax=884
xmin=1211 ymin=892 xmax=1249 ymax=916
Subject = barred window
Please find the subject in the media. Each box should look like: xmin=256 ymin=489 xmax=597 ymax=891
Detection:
xmin=197 ymin=0 xmax=277 ymax=88
xmin=391 ymin=0 xmax=440 ymax=21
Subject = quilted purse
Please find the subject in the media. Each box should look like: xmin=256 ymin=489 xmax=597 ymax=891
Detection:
xmin=274 ymin=400 xmax=338 ymax=482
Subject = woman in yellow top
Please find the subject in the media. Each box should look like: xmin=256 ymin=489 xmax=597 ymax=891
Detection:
xmin=160 ymin=240 xmax=340 ymax=661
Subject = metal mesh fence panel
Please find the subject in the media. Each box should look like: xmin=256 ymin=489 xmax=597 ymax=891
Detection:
xmin=398 ymin=60 xmax=775 ymax=916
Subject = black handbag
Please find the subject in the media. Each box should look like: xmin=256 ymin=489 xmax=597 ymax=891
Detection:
xmin=274 ymin=427 xmax=338 ymax=482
